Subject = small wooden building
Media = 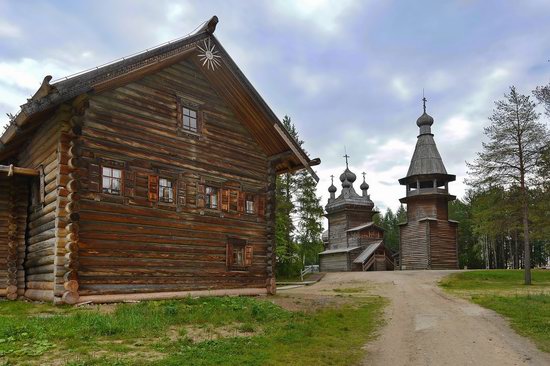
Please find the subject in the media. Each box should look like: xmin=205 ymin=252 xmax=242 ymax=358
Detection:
xmin=398 ymin=101 xmax=458 ymax=270
xmin=319 ymin=161 xmax=394 ymax=272
xmin=0 ymin=16 xmax=319 ymax=304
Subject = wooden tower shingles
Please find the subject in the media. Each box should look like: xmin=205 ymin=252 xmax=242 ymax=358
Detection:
xmin=398 ymin=100 xmax=459 ymax=270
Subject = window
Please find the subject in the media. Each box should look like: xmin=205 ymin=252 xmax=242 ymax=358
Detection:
xmin=205 ymin=186 xmax=218 ymax=209
xmin=229 ymin=190 xmax=238 ymax=211
xmin=182 ymin=107 xmax=198 ymax=133
xmin=245 ymin=194 xmax=255 ymax=214
xmin=227 ymin=238 xmax=253 ymax=271
xmin=233 ymin=246 xmax=245 ymax=267
xmin=159 ymin=178 xmax=174 ymax=203
xmin=102 ymin=167 xmax=122 ymax=195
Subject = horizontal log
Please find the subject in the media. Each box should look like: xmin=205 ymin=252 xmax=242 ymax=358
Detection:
xmin=77 ymin=287 xmax=268 ymax=304
xmin=0 ymin=164 xmax=39 ymax=176
xmin=24 ymin=289 xmax=54 ymax=302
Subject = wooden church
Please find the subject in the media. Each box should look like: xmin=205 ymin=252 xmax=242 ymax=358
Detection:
xmin=398 ymin=99 xmax=458 ymax=270
xmin=319 ymin=158 xmax=394 ymax=272
xmin=0 ymin=16 xmax=320 ymax=304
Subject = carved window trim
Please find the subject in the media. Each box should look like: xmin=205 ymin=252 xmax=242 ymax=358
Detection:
xmin=226 ymin=237 xmax=253 ymax=272
xmin=176 ymin=96 xmax=205 ymax=138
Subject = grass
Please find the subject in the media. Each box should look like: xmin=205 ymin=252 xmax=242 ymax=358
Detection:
xmin=440 ymin=270 xmax=550 ymax=353
xmin=0 ymin=295 xmax=386 ymax=366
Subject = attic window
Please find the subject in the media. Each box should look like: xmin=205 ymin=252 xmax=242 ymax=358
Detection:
xmin=182 ymin=107 xmax=198 ymax=133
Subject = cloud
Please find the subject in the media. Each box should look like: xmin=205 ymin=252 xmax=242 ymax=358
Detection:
xmin=441 ymin=115 xmax=473 ymax=141
xmin=290 ymin=66 xmax=340 ymax=97
xmin=0 ymin=20 xmax=21 ymax=38
xmin=391 ymin=76 xmax=413 ymax=101
xmin=269 ymin=0 xmax=359 ymax=34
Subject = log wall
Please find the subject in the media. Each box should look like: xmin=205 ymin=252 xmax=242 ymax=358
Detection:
xmin=76 ymin=59 xmax=270 ymax=296
xmin=429 ymin=220 xmax=459 ymax=269
xmin=18 ymin=108 xmax=69 ymax=302
xmin=399 ymin=220 xmax=429 ymax=270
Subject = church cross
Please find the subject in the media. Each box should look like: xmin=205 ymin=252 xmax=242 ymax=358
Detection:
xmin=362 ymin=172 xmax=366 ymax=181
xmin=330 ymin=175 xmax=334 ymax=184
xmin=343 ymin=153 xmax=350 ymax=168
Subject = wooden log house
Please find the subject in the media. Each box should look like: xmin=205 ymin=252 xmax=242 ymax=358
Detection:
xmin=0 ymin=16 xmax=319 ymax=304
xmin=398 ymin=99 xmax=458 ymax=270
xmin=319 ymin=160 xmax=394 ymax=272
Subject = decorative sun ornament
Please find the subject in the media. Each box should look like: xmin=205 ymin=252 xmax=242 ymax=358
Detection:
xmin=197 ymin=38 xmax=222 ymax=71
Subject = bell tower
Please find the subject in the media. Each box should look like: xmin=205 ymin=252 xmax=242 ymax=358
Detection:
xmin=398 ymin=98 xmax=458 ymax=270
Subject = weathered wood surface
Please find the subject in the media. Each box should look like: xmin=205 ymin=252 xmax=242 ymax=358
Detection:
xmin=429 ymin=220 xmax=459 ymax=269
xmin=75 ymin=59 xmax=270 ymax=296
xmin=17 ymin=108 xmax=67 ymax=301
xmin=399 ymin=220 xmax=429 ymax=270
xmin=320 ymin=252 xmax=350 ymax=272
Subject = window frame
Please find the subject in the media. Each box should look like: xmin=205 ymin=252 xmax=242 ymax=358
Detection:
xmin=245 ymin=194 xmax=255 ymax=214
xmin=205 ymin=185 xmax=219 ymax=209
xmin=158 ymin=177 xmax=175 ymax=204
xmin=176 ymin=96 xmax=204 ymax=137
xmin=226 ymin=237 xmax=253 ymax=272
xmin=101 ymin=165 xmax=124 ymax=196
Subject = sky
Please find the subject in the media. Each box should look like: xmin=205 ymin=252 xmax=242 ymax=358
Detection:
xmin=1 ymin=0 xmax=550 ymax=213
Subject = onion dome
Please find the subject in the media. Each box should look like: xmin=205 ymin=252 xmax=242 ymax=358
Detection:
xmin=339 ymin=168 xmax=356 ymax=183
xmin=328 ymin=183 xmax=337 ymax=193
xmin=342 ymin=179 xmax=352 ymax=188
xmin=360 ymin=180 xmax=369 ymax=191
xmin=416 ymin=112 xmax=434 ymax=127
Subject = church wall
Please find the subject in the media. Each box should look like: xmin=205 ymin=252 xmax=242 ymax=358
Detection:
xmin=429 ymin=220 xmax=459 ymax=269
xmin=399 ymin=221 xmax=429 ymax=270
xmin=327 ymin=211 xmax=348 ymax=249
xmin=320 ymin=252 xmax=349 ymax=272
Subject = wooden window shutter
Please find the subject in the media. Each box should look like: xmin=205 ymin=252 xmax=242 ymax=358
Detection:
xmin=226 ymin=242 xmax=232 ymax=268
xmin=197 ymin=183 xmax=205 ymax=208
xmin=221 ymin=189 xmax=230 ymax=211
xmin=124 ymin=171 xmax=136 ymax=197
xmin=244 ymin=245 xmax=253 ymax=266
xmin=148 ymin=175 xmax=159 ymax=202
xmin=177 ymin=176 xmax=186 ymax=206
xmin=256 ymin=195 xmax=265 ymax=217
xmin=237 ymin=191 xmax=245 ymax=213
xmin=88 ymin=163 xmax=101 ymax=192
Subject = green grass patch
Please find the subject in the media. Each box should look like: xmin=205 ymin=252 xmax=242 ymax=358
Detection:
xmin=0 ymin=295 xmax=386 ymax=366
xmin=440 ymin=270 xmax=550 ymax=354
xmin=440 ymin=269 xmax=550 ymax=292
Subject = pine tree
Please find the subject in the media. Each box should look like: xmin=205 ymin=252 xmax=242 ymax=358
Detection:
xmin=295 ymin=169 xmax=324 ymax=266
xmin=467 ymin=86 xmax=549 ymax=284
xmin=275 ymin=115 xmax=323 ymax=276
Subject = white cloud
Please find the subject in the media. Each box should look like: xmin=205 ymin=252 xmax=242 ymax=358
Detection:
xmin=391 ymin=76 xmax=413 ymax=101
xmin=290 ymin=66 xmax=340 ymax=97
xmin=0 ymin=20 xmax=21 ymax=38
xmin=441 ymin=115 xmax=473 ymax=141
xmin=270 ymin=0 xmax=359 ymax=34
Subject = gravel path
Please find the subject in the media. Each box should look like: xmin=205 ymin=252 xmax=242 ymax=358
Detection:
xmin=280 ymin=270 xmax=550 ymax=366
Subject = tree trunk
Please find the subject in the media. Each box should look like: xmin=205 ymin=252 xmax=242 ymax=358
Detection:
xmin=522 ymin=196 xmax=531 ymax=284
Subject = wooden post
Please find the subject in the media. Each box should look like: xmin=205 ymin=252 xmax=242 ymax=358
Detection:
xmin=6 ymin=178 xmax=18 ymax=300
xmin=265 ymin=162 xmax=277 ymax=294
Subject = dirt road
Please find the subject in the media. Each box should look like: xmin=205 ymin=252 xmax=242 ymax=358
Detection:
xmin=280 ymin=271 xmax=550 ymax=366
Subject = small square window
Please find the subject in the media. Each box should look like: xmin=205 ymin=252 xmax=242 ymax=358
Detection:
xmin=182 ymin=107 xmax=198 ymax=133
xmin=206 ymin=186 xmax=218 ymax=209
xmin=159 ymin=178 xmax=174 ymax=203
xmin=245 ymin=194 xmax=255 ymax=214
xmin=102 ymin=166 xmax=122 ymax=195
